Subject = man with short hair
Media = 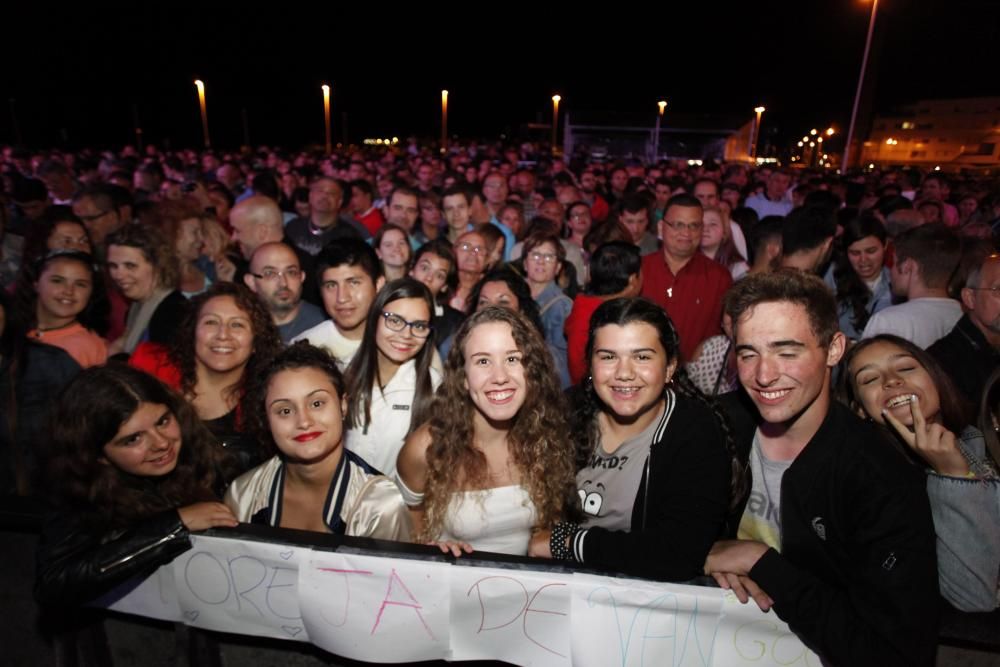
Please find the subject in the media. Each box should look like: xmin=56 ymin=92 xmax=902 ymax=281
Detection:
xmin=291 ymin=239 xmax=384 ymax=369
xmin=928 ymin=253 xmax=1000 ymax=403
xmin=244 ymin=242 xmax=324 ymax=343
xmin=38 ymin=159 xmax=78 ymax=205
xmin=862 ymin=223 xmax=962 ymax=348
xmin=348 ymin=179 xmax=385 ymax=237
xmin=579 ymin=169 xmax=610 ymax=222
xmin=231 ymin=195 xmax=319 ymax=306
xmin=746 ymin=170 xmax=793 ymax=218
xmin=481 ymin=173 xmax=516 ymax=261
xmin=779 ymin=206 xmax=836 ymax=274
xmin=72 ymin=184 xmax=125 ymax=254
xmin=442 ymin=186 xmax=472 ymax=243
xmin=285 ymin=177 xmax=369 ymax=256
xmin=385 ymin=187 xmax=420 ymax=238
xmin=640 ymin=194 xmax=732 ymax=360
xmin=920 ymin=174 xmax=959 ymax=227
xmin=617 ymin=193 xmax=659 ymax=256
xmin=707 ymin=269 xmax=938 ymax=667
xmin=511 ymin=169 xmax=538 ymax=220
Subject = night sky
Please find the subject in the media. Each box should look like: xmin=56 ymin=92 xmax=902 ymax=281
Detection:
xmin=2 ymin=1 xmax=998 ymax=152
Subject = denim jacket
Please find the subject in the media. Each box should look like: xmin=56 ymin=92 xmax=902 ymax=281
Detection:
xmin=926 ymin=426 xmax=1000 ymax=611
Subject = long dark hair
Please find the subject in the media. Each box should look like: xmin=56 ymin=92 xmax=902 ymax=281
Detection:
xmin=570 ymin=297 xmax=747 ymax=510
xmin=344 ymin=278 xmax=436 ymax=433
xmin=13 ymin=250 xmax=109 ymax=336
xmin=833 ymin=214 xmax=887 ymax=333
xmin=840 ymin=334 xmax=973 ymax=450
xmin=46 ymin=364 xmax=230 ymax=527
xmin=244 ymin=341 xmax=346 ymax=459
xmin=168 ymin=282 xmax=283 ymax=413
xmin=467 ymin=266 xmax=545 ymax=335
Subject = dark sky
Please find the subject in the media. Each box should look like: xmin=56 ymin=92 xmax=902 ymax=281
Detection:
xmin=2 ymin=1 xmax=998 ymax=151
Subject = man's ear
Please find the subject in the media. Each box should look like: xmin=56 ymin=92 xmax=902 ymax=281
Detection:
xmin=243 ymin=272 xmax=256 ymax=292
xmin=375 ymin=275 xmax=386 ymax=292
xmin=826 ymin=331 xmax=847 ymax=368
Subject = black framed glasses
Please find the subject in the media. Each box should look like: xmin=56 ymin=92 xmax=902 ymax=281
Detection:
xmin=381 ymin=311 xmax=432 ymax=338
xmin=250 ymin=268 xmax=302 ymax=281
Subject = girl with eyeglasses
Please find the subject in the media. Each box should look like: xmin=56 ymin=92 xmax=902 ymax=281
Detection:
xmin=343 ymin=278 xmax=442 ymax=479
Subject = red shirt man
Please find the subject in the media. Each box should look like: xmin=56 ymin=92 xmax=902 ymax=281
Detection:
xmin=641 ymin=195 xmax=732 ymax=361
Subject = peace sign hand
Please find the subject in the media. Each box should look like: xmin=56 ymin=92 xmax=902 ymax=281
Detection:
xmin=881 ymin=395 xmax=971 ymax=477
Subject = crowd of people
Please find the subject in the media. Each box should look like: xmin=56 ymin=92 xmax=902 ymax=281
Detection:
xmin=4 ymin=139 xmax=1000 ymax=665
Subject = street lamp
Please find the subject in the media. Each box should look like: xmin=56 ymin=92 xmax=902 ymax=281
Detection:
xmin=751 ymin=106 xmax=766 ymax=160
xmin=551 ymin=94 xmax=561 ymax=156
xmin=842 ymin=0 xmax=879 ymax=171
xmin=441 ymin=90 xmax=448 ymax=153
xmin=653 ymin=100 xmax=667 ymax=161
xmin=194 ymin=79 xmax=210 ymax=149
xmin=321 ymin=84 xmax=331 ymax=155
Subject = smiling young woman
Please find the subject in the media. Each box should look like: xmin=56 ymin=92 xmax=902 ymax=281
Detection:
xmin=35 ymin=365 xmax=237 ymax=606
xmin=343 ymin=278 xmax=441 ymax=479
xmin=396 ymin=306 xmax=578 ymax=556
xmin=841 ymin=334 xmax=1000 ymax=611
xmin=528 ymin=298 xmax=742 ymax=581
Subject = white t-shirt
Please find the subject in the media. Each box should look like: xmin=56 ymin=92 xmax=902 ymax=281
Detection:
xmin=291 ymin=320 xmax=361 ymax=370
xmin=345 ymin=360 xmax=442 ymax=479
xmin=860 ymin=297 xmax=962 ymax=349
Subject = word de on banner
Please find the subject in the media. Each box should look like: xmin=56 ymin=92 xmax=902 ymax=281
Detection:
xmin=298 ymin=551 xmax=450 ymax=663
xmin=449 ymin=565 xmax=571 ymax=666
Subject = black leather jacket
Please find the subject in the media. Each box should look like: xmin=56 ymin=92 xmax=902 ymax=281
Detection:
xmin=35 ymin=508 xmax=192 ymax=607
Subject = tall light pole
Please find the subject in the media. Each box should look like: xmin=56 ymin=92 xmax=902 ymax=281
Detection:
xmin=751 ymin=106 xmax=766 ymax=160
xmin=842 ymin=0 xmax=879 ymax=171
xmin=653 ymin=100 xmax=667 ymax=161
xmin=322 ymin=84 xmax=332 ymax=154
xmin=440 ymin=90 xmax=448 ymax=153
xmin=194 ymin=79 xmax=210 ymax=149
xmin=551 ymin=94 xmax=561 ymax=156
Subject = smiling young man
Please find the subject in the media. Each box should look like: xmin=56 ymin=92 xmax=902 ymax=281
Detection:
xmin=707 ymin=269 xmax=939 ymax=667
xmin=292 ymin=240 xmax=384 ymax=369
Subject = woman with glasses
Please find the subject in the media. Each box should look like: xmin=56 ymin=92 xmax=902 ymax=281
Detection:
xmin=522 ymin=232 xmax=572 ymax=387
xmin=344 ymin=278 xmax=442 ymax=479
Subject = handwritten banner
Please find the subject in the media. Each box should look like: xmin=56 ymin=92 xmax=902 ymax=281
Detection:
xmin=101 ymin=535 xmax=822 ymax=666
xmin=571 ymin=574 xmax=723 ymax=667
xmin=99 ymin=563 xmax=182 ymax=622
xmin=712 ymin=592 xmax=820 ymax=667
xmin=450 ymin=565 xmax=571 ymax=666
xmin=298 ymin=551 xmax=451 ymax=663
xmin=171 ymin=535 xmax=307 ymax=641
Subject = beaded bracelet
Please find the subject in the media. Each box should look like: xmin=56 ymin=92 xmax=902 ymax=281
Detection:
xmin=550 ymin=521 xmax=579 ymax=561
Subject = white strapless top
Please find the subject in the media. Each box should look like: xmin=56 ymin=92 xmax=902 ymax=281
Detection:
xmin=440 ymin=485 xmax=537 ymax=556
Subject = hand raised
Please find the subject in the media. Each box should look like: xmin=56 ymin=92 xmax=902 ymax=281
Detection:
xmin=882 ymin=396 xmax=970 ymax=477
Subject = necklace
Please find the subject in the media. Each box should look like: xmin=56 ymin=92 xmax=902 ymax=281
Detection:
xmin=34 ymin=320 xmax=77 ymax=336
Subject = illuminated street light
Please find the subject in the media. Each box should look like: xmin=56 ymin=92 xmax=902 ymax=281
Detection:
xmin=194 ymin=79 xmax=210 ymax=148
xmin=551 ymin=94 xmax=561 ymax=156
xmin=654 ymin=100 xmax=667 ymax=160
xmin=751 ymin=106 xmax=766 ymax=160
xmin=441 ymin=90 xmax=448 ymax=153
xmin=826 ymin=127 xmax=835 ymax=136
xmin=321 ymin=84 xmax=331 ymax=154
xmin=810 ymin=128 xmax=818 ymax=136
